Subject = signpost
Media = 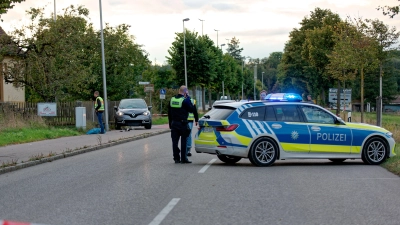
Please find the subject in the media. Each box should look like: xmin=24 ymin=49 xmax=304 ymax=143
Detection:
xmin=160 ymin=89 xmax=166 ymax=115
xmin=329 ymin=88 xmax=352 ymax=111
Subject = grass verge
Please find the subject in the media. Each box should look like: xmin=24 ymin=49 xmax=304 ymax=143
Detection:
xmin=382 ymin=144 xmax=400 ymax=176
xmin=0 ymin=127 xmax=83 ymax=147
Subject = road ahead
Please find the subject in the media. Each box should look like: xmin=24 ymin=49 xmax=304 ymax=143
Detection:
xmin=1 ymin=133 xmax=400 ymax=225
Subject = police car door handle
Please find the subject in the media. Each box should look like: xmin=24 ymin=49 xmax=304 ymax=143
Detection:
xmin=311 ymin=126 xmax=321 ymax=132
xmin=271 ymin=124 xmax=282 ymax=129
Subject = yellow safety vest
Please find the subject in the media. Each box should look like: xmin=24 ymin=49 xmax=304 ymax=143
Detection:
xmin=95 ymin=96 xmax=104 ymax=111
xmin=170 ymin=96 xmax=184 ymax=108
xmin=188 ymin=99 xmax=196 ymax=120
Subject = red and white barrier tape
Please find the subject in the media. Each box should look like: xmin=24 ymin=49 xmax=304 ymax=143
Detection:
xmin=0 ymin=220 xmax=47 ymax=225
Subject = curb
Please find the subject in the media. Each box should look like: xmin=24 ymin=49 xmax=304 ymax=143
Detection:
xmin=0 ymin=129 xmax=171 ymax=175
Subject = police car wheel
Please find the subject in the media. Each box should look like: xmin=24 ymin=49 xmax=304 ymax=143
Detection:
xmin=249 ymin=137 xmax=278 ymax=167
xmin=328 ymin=159 xmax=346 ymax=163
xmin=362 ymin=137 xmax=388 ymax=165
xmin=217 ymin=155 xmax=241 ymax=164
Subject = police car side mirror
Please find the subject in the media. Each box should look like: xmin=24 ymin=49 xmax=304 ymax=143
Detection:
xmin=335 ymin=117 xmax=345 ymax=125
xmin=113 ymin=106 xmax=118 ymax=111
xmin=148 ymin=106 xmax=153 ymax=110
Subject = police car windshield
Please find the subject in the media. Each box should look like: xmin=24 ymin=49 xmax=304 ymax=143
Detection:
xmin=119 ymin=100 xmax=147 ymax=109
xmin=203 ymin=107 xmax=235 ymax=120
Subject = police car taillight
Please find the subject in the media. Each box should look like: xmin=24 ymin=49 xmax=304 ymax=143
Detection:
xmin=216 ymin=124 xmax=239 ymax=132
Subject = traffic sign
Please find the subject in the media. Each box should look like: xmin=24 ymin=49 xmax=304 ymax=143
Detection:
xmin=139 ymin=81 xmax=150 ymax=85
xmin=160 ymin=94 xmax=166 ymax=99
xmin=144 ymin=86 xmax=154 ymax=92
xmin=160 ymin=88 xmax=166 ymax=95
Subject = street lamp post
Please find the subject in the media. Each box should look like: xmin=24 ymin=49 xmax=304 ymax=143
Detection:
xmin=214 ymin=29 xmax=219 ymax=46
xmin=54 ymin=0 xmax=56 ymax=21
xmin=199 ymin=19 xmax=204 ymax=36
xmin=220 ymin=44 xmax=226 ymax=97
xmin=99 ymin=0 xmax=109 ymax=131
xmin=183 ymin=18 xmax=190 ymax=87
xmin=262 ymin=72 xmax=264 ymax=90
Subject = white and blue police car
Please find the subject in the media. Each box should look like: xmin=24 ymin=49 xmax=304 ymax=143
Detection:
xmin=194 ymin=93 xmax=395 ymax=166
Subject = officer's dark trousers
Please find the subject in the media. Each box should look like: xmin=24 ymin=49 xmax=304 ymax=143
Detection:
xmin=171 ymin=121 xmax=188 ymax=162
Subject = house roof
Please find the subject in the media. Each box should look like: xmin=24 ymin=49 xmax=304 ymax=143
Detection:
xmin=0 ymin=26 xmax=23 ymax=57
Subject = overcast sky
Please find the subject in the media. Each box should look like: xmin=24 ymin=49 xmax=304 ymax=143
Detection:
xmin=1 ymin=0 xmax=398 ymax=65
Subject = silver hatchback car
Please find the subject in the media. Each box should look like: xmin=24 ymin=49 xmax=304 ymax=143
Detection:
xmin=114 ymin=99 xmax=152 ymax=130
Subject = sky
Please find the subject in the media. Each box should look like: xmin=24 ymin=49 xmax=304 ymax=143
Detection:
xmin=0 ymin=0 xmax=398 ymax=65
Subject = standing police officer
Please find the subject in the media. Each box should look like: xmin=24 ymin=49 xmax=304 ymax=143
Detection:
xmin=93 ymin=91 xmax=105 ymax=134
xmin=185 ymin=89 xmax=199 ymax=157
xmin=168 ymin=86 xmax=194 ymax=164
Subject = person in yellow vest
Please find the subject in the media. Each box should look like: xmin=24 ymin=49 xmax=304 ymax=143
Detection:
xmin=168 ymin=86 xmax=194 ymax=164
xmin=94 ymin=91 xmax=105 ymax=134
xmin=185 ymin=89 xmax=198 ymax=157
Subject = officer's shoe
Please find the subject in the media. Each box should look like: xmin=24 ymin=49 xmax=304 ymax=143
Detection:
xmin=181 ymin=160 xmax=192 ymax=164
xmin=187 ymin=153 xmax=192 ymax=157
xmin=174 ymin=160 xmax=181 ymax=164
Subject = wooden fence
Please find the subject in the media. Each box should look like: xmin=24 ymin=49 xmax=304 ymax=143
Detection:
xmin=0 ymin=101 xmax=121 ymax=126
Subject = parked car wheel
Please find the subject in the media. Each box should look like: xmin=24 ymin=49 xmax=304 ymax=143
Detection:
xmin=145 ymin=122 xmax=152 ymax=129
xmin=248 ymin=137 xmax=278 ymax=167
xmin=115 ymin=119 xmax=121 ymax=130
xmin=217 ymin=155 xmax=241 ymax=164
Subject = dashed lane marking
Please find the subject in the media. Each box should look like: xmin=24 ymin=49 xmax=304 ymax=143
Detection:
xmin=148 ymin=198 xmax=180 ymax=225
xmin=198 ymin=159 xmax=217 ymax=173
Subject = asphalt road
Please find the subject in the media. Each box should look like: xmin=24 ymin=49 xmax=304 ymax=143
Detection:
xmin=1 ymin=132 xmax=400 ymax=225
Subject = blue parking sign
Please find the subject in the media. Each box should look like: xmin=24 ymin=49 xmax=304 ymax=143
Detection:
xmin=160 ymin=89 xmax=166 ymax=95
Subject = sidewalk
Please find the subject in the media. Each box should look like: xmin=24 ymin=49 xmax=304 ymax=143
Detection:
xmin=0 ymin=124 xmax=170 ymax=174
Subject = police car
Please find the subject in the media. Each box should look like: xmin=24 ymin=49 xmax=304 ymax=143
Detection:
xmin=194 ymin=93 xmax=395 ymax=166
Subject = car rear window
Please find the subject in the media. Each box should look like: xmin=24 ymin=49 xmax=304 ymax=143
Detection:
xmin=203 ymin=107 xmax=235 ymax=120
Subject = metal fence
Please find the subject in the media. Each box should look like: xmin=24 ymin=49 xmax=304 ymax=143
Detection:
xmin=0 ymin=101 xmax=121 ymax=126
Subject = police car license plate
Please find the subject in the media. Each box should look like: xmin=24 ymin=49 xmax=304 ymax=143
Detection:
xmin=203 ymin=127 xmax=213 ymax=133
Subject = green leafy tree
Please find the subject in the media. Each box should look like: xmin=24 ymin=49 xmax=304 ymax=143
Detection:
xmin=0 ymin=0 xmax=25 ymax=20
xmin=378 ymin=0 xmax=400 ymax=18
xmin=91 ymin=23 xmax=151 ymax=101
xmin=349 ymin=18 xmax=379 ymax=122
xmin=0 ymin=5 xmax=97 ymax=101
xmin=279 ymin=8 xmax=342 ymax=104
xmin=226 ymin=37 xmax=243 ymax=61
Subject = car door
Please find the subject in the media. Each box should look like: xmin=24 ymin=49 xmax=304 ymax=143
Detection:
xmin=267 ymin=105 xmax=311 ymax=152
xmin=299 ymin=105 xmax=352 ymax=153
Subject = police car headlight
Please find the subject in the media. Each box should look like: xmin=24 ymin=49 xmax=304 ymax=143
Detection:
xmin=143 ymin=111 xmax=150 ymax=116
xmin=386 ymin=132 xmax=393 ymax=138
xmin=117 ymin=112 xmax=124 ymax=116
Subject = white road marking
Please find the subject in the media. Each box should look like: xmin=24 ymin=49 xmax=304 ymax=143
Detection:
xmin=198 ymin=159 xmax=217 ymax=173
xmin=149 ymin=198 xmax=180 ymax=225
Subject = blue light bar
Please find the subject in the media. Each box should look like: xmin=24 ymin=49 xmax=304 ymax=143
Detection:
xmin=264 ymin=93 xmax=303 ymax=102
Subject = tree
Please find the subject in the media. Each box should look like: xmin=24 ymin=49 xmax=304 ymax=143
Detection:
xmin=378 ymin=0 xmax=400 ymax=18
xmin=363 ymin=18 xmax=400 ymax=126
xmin=91 ymin=23 xmax=151 ymax=101
xmin=349 ymin=18 xmax=379 ymax=122
xmin=0 ymin=5 xmax=98 ymax=101
xmin=326 ymin=21 xmax=358 ymax=114
xmin=279 ymin=8 xmax=341 ymax=104
xmin=226 ymin=37 xmax=243 ymax=62
xmin=0 ymin=0 xmax=25 ymax=20
xmin=167 ymin=31 xmax=222 ymax=110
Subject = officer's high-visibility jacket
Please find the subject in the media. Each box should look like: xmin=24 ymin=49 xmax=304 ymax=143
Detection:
xmin=187 ymin=99 xmax=199 ymax=122
xmin=95 ymin=96 xmax=104 ymax=111
xmin=168 ymin=94 xmax=194 ymax=127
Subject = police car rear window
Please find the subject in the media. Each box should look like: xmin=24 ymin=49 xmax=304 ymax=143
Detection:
xmin=240 ymin=106 xmax=265 ymax=121
xmin=203 ymin=107 xmax=234 ymax=120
